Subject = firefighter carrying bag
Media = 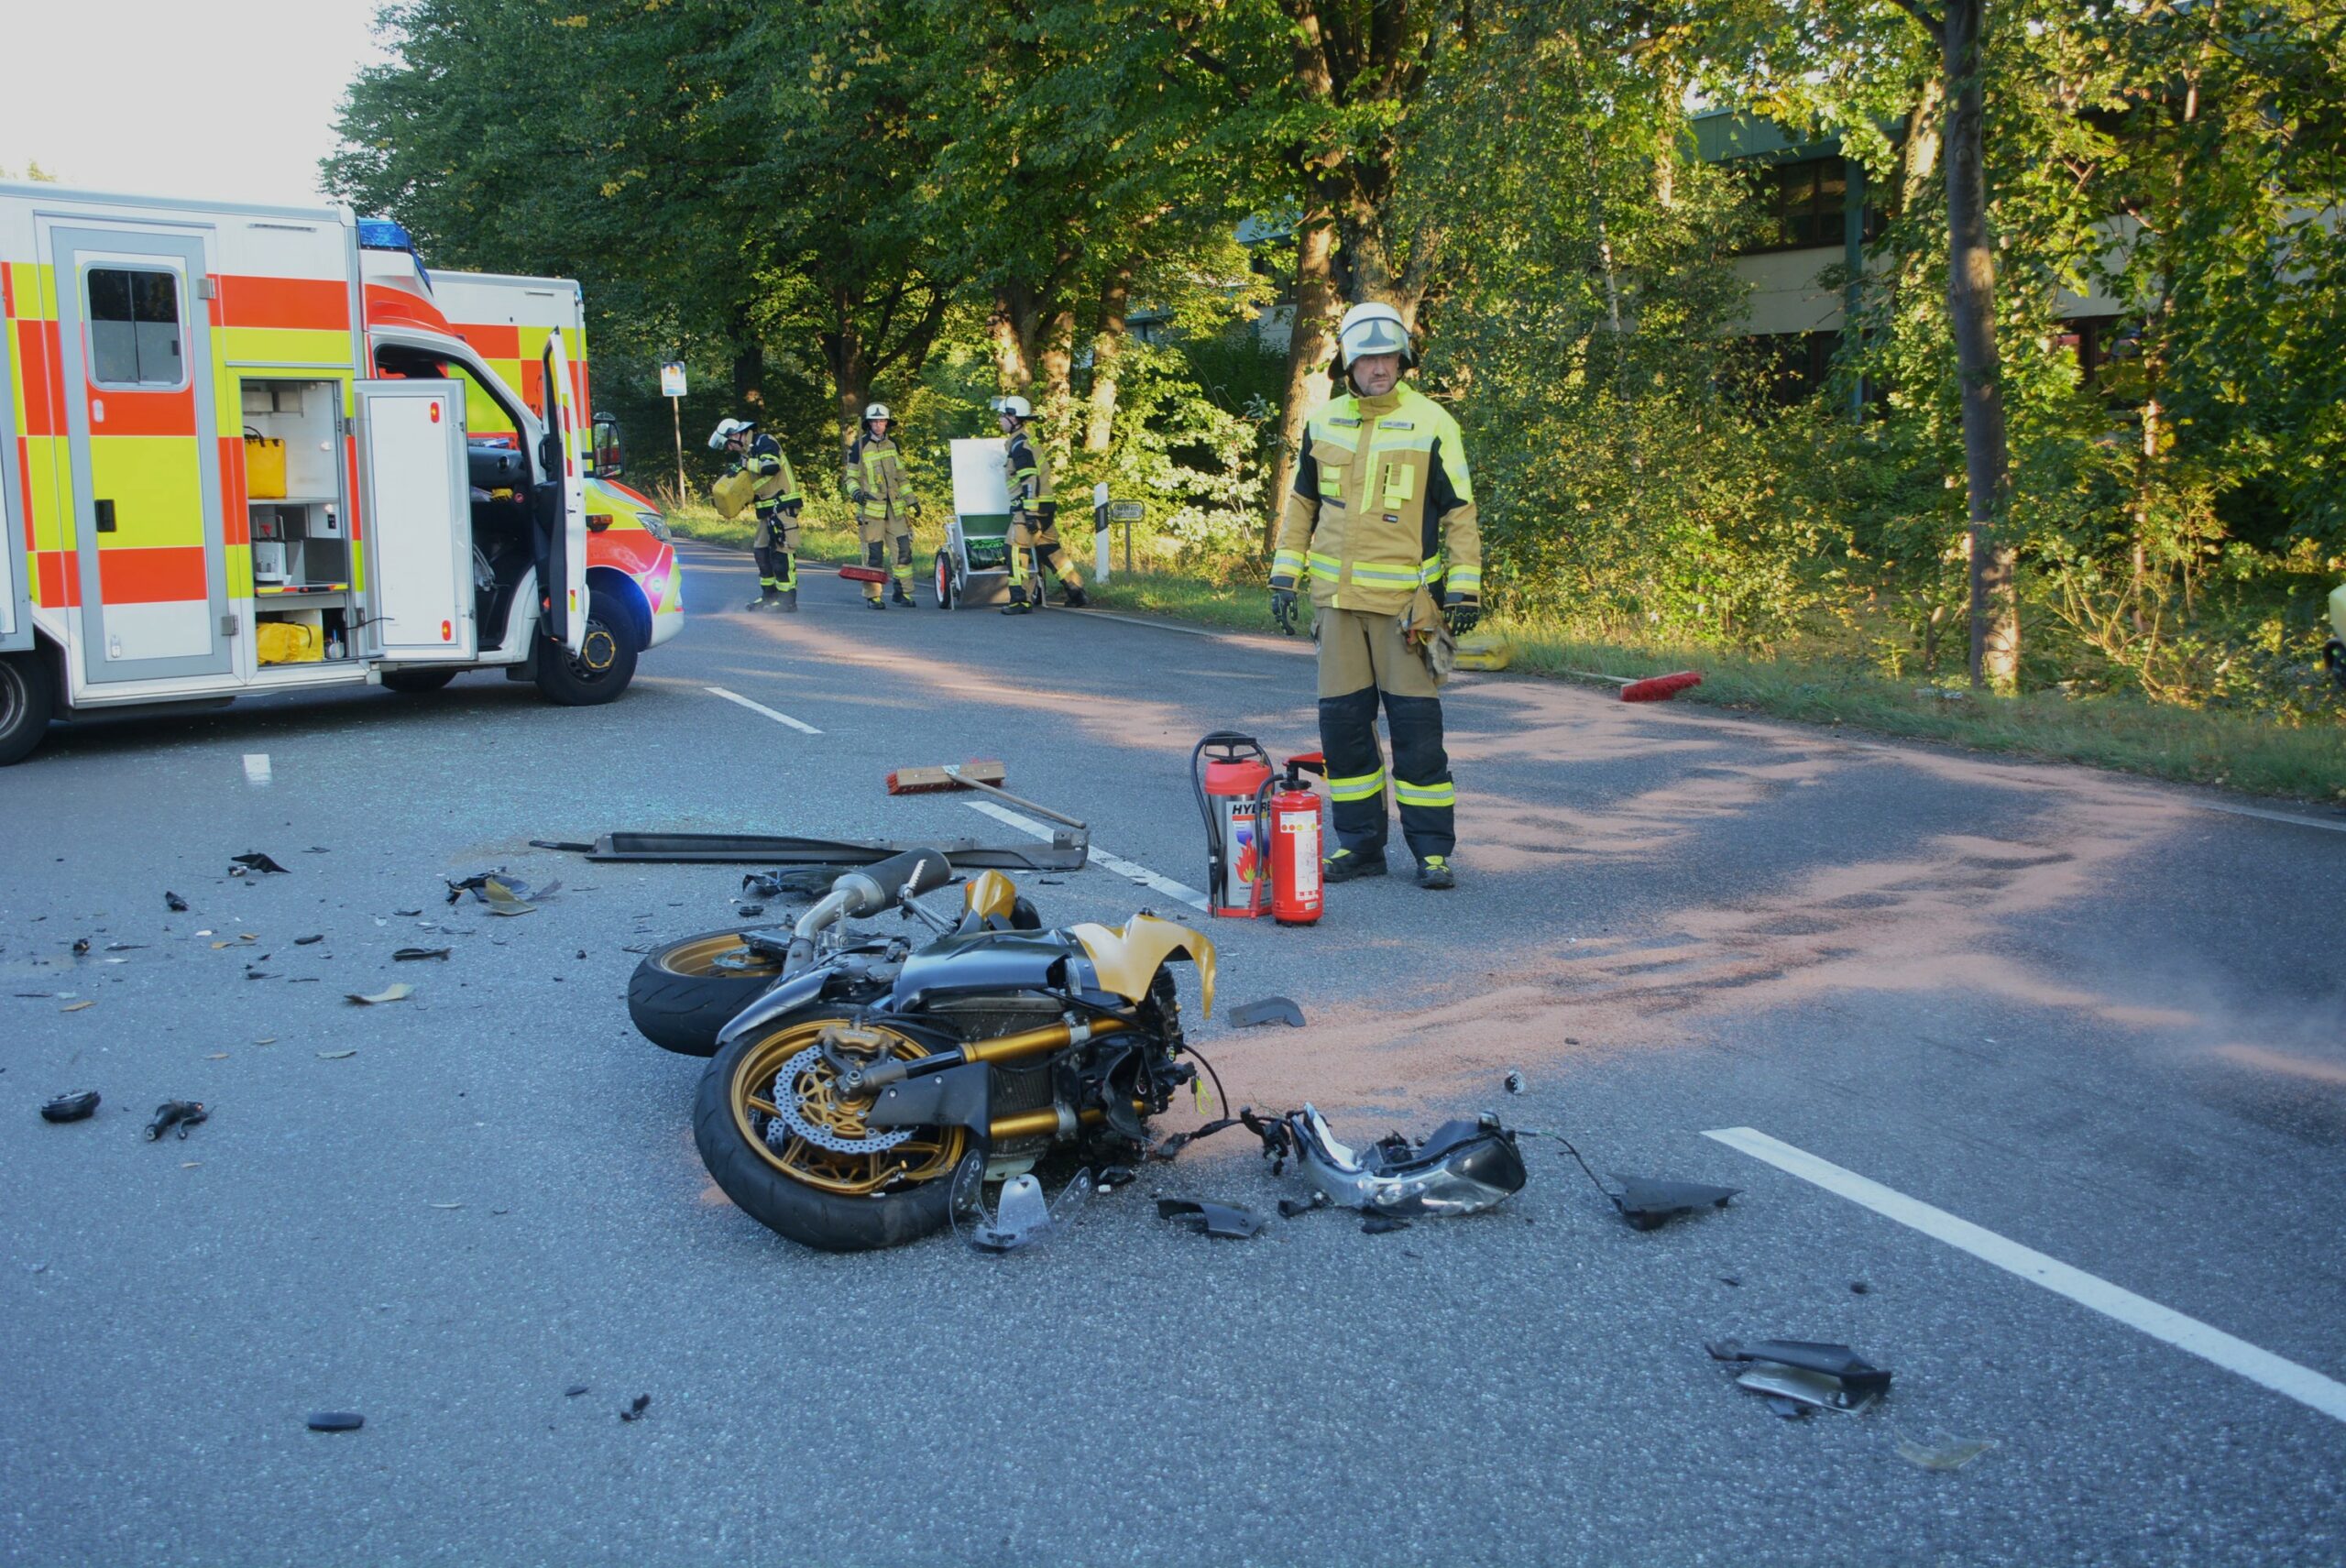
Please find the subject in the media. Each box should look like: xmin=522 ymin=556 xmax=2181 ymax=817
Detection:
xmin=244 ymin=428 xmax=288 ymax=500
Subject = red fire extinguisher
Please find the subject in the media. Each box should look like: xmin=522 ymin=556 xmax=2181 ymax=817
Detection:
xmin=1192 ymin=733 xmax=1274 ymax=918
xmin=1266 ymin=753 xmax=1325 ymax=927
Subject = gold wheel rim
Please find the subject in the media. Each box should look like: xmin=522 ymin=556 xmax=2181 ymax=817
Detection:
xmin=658 ymin=933 xmax=783 ymax=981
xmin=729 ymin=1019 xmax=967 ymax=1196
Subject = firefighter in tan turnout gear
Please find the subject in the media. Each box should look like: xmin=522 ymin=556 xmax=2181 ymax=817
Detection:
xmin=710 ymin=418 xmax=805 ymax=611
xmin=845 ymin=402 xmax=920 ymax=609
xmin=995 ymin=396 xmax=1087 ymax=614
xmin=1269 ymin=302 xmax=1481 ymax=891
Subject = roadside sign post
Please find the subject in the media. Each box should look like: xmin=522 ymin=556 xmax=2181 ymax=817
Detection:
xmin=1109 ymin=499 xmax=1145 ymax=576
xmin=661 ymin=361 xmax=688 ymax=506
xmin=1092 ymin=482 xmax=1112 ymax=583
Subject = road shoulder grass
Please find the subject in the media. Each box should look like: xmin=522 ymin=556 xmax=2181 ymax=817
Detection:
xmin=1082 ymin=571 xmax=2346 ymax=803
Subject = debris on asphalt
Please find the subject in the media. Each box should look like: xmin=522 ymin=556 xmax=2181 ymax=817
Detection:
xmin=1255 ymin=1106 xmax=1527 ymax=1218
xmin=392 ymin=948 xmax=451 ymax=962
xmin=165 ymin=892 xmax=189 ymax=912
xmin=1361 ymin=1215 xmax=1413 ymax=1234
xmin=40 ymin=1091 xmax=101 ymax=1124
xmin=71 ymin=937 xmax=90 ymax=954
xmin=1156 ymin=1198 xmax=1265 ymax=1239
xmin=735 ymin=903 xmax=765 ymax=916
xmin=1851 ymin=1281 xmax=1871 ymax=1295
xmin=306 ymin=1411 xmax=365 ymax=1432
xmin=529 ymin=840 xmax=596 ymax=853
xmin=480 ymin=878 xmax=546 ymax=916
xmin=293 ymin=934 xmax=324 ymax=946
xmin=1277 ymin=1193 xmax=1330 ymax=1219
xmin=445 ymin=871 xmax=555 ymax=913
xmin=105 ymin=943 xmax=145 ymax=952
xmin=740 ymin=872 xmax=784 ymax=900
xmin=60 ymin=1001 xmax=93 ymax=1013
xmin=429 ymin=1201 xmax=461 ymax=1210
xmin=144 ymin=1101 xmax=208 ymax=1141
xmin=1504 ymin=1070 xmax=1526 ymax=1094
xmin=1608 ymin=1176 xmax=1742 ymax=1232
xmin=1145 ymin=1116 xmax=1245 ymax=1162
xmin=393 ymin=908 xmax=423 ymax=917
xmin=565 ymin=1385 xmax=589 ymax=1398
xmin=1895 ymin=1434 xmax=1995 ymax=1471
xmin=345 ymin=984 xmax=414 ymax=1005
xmin=619 ymin=1394 xmax=651 ymax=1422
xmin=952 ymin=1155 xmax=1091 ymax=1253
xmin=318 ymin=1050 xmax=357 ymax=1060
xmin=231 ymin=852 xmax=291 ymax=875
xmin=1705 ymin=1340 xmax=1891 ymax=1416
xmin=1225 ymin=996 xmax=1306 ymax=1029
xmin=1095 ymin=1165 xmax=1137 ymax=1190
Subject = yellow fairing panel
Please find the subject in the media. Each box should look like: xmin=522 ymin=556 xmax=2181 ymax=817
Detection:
xmin=964 ymin=871 xmax=1019 ymax=921
xmin=1069 ymin=916 xmax=1216 ymax=1016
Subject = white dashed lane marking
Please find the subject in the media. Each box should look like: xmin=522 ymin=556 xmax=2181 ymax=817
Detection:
xmin=704 ymin=685 xmax=822 ymax=735
xmin=961 ymin=799 xmax=1210 ymax=913
xmin=242 ymin=753 xmax=271 ymax=785
xmin=1705 ymin=1127 xmax=2346 ymax=1425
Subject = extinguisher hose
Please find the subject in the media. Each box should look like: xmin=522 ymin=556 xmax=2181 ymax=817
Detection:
xmin=1190 ymin=731 xmax=1266 ymax=895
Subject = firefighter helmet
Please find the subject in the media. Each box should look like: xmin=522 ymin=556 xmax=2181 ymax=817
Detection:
xmin=707 ymin=416 xmax=753 ymax=450
xmin=991 ymin=394 xmax=1033 ymax=421
xmin=1335 ymin=302 xmax=1412 ymax=368
xmin=863 ymin=402 xmax=892 ymax=422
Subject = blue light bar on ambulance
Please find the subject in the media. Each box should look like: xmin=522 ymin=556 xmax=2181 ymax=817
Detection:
xmin=356 ymin=217 xmax=432 ymax=288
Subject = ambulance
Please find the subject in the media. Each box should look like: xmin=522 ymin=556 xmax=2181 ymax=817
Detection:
xmin=0 ymin=181 xmax=685 ymax=764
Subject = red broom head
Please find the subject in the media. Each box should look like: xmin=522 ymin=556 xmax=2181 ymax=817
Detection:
xmin=839 ymin=565 xmax=889 ymax=583
xmin=1619 ymin=670 xmax=1704 ymax=703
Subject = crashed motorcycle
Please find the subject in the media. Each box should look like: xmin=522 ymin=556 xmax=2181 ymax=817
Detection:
xmin=666 ymin=850 xmax=1217 ymax=1252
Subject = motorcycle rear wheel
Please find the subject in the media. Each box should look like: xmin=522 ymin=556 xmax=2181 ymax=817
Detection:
xmin=628 ymin=927 xmax=786 ymax=1057
xmin=695 ymin=1010 xmax=970 ymax=1251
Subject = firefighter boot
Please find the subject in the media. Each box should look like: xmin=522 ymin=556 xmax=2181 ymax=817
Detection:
xmin=1322 ymin=848 xmax=1388 ymax=883
xmin=1002 ymin=584 xmax=1032 ymax=616
xmin=1060 ymin=581 xmax=1089 ymax=608
xmin=892 ymin=581 xmax=915 ymax=608
xmin=1416 ymin=855 xmax=1456 ymax=891
xmin=745 ymin=587 xmax=779 ymax=612
xmin=776 ymin=587 xmax=798 ymax=613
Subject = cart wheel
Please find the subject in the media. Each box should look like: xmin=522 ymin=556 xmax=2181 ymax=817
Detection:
xmin=934 ymin=550 xmax=954 ymax=610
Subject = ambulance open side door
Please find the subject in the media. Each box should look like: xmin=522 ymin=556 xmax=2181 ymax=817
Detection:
xmin=356 ymin=379 xmax=477 ymax=662
xmin=537 ymin=334 xmax=587 ymax=656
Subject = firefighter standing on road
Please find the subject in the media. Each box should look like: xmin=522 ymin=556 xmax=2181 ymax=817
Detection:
xmin=846 ymin=402 xmax=919 ymax=609
xmin=995 ymin=395 xmax=1088 ymax=614
xmin=1268 ymin=302 xmax=1481 ymax=891
xmin=710 ymin=418 xmax=805 ymax=612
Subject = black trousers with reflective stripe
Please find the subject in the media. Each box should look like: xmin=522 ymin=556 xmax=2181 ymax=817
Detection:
xmin=1319 ymin=687 xmax=1454 ymax=861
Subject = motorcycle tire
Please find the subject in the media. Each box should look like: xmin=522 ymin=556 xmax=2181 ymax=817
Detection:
xmin=695 ymin=1010 xmax=964 ymax=1252
xmin=627 ymin=927 xmax=786 ymax=1058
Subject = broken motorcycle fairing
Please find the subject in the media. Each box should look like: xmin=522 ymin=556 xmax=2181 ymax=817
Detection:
xmin=1263 ymin=1105 xmax=1528 ymax=1218
xmin=685 ymin=850 xmax=1217 ymax=1253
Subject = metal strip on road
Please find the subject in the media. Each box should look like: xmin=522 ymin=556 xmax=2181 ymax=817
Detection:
xmin=962 ymin=798 xmax=1211 ymax=913
xmin=704 ymin=685 xmax=822 ymax=735
xmin=2194 ymin=801 xmax=2346 ymax=836
xmin=1704 ymin=1126 xmax=2346 ymax=1426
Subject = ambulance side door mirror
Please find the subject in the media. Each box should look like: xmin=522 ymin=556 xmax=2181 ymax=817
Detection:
xmin=592 ymin=413 xmax=624 ymax=478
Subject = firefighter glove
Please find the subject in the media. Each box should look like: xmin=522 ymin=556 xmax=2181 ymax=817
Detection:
xmin=910 ymin=499 xmax=924 ymax=519
xmin=1270 ymin=587 xmax=1299 ymax=636
xmin=1444 ymin=593 xmax=1481 ymax=636
xmin=784 ymin=501 xmax=803 ymax=518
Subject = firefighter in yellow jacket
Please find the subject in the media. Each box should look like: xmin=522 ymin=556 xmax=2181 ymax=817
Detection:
xmin=1269 ymin=302 xmax=1481 ymax=891
xmin=709 ymin=417 xmax=804 ymax=611
xmin=845 ymin=402 xmax=920 ymax=609
xmin=994 ymin=395 xmax=1088 ymax=614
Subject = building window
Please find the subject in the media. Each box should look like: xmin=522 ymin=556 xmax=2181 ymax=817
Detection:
xmin=1742 ymin=330 xmax=1842 ymax=404
xmin=1748 ymin=159 xmax=1876 ymax=253
xmin=86 ymin=267 xmax=184 ymax=388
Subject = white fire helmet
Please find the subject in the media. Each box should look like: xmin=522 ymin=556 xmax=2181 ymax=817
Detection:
xmin=1335 ymin=302 xmax=1412 ymax=368
xmin=707 ymin=417 xmax=753 ymax=450
xmin=991 ymin=395 xmax=1033 ymax=421
xmin=863 ymin=402 xmax=892 ymax=422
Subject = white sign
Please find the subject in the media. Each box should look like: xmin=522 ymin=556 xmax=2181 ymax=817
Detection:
xmin=659 ymin=362 xmax=687 ymax=399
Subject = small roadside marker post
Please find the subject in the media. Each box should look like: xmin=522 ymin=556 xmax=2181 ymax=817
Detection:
xmin=1093 ymin=482 xmax=1112 ymax=584
xmin=661 ymin=361 xmax=688 ymax=506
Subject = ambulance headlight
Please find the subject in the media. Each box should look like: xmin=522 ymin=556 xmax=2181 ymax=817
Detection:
xmin=636 ymin=510 xmax=672 ymax=543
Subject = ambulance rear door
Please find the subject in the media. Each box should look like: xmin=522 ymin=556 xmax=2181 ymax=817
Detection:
xmin=355 ymin=379 xmax=476 ymax=662
xmin=0 ymin=266 xmax=27 ymax=652
xmin=537 ymin=334 xmax=586 ymax=655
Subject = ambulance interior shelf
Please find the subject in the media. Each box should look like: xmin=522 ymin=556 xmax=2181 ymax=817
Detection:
xmin=242 ymin=378 xmax=355 ymax=666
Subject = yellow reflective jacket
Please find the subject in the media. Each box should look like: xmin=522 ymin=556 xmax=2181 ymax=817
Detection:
xmin=1003 ymin=429 xmax=1053 ymax=513
xmin=845 ymin=433 xmax=917 ymax=521
xmin=740 ymin=433 xmax=801 ymax=513
xmin=1270 ymin=382 xmax=1480 ymax=616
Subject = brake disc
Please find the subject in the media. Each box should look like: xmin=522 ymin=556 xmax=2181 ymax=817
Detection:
xmin=763 ymin=1045 xmax=914 ymax=1156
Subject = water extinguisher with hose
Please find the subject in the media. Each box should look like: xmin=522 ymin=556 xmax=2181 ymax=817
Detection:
xmin=1190 ymin=732 xmax=1324 ymax=925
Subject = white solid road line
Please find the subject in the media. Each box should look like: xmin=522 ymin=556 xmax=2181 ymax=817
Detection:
xmin=704 ymin=685 xmax=822 ymax=735
xmin=242 ymin=753 xmax=271 ymax=785
xmin=962 ymin=798 xmax=1211 ymax=913
xmin=2194 ymin=800 xmax=2346 ymax=835
xmin=1704 ymin=1126 xmax=2346 ymax=1426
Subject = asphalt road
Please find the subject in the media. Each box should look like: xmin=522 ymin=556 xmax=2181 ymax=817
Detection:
xmin=4 ymin=541 xmax=2342 ymax=1567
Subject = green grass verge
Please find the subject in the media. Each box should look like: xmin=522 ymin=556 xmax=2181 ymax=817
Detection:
xmin=663 ymin=499 xmax=865 ymax=564
xmin=1087 ymin=571 xmax=2346 ymax=802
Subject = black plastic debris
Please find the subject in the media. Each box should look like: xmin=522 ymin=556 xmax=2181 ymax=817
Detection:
xmin=736 ymin=904 xmax=765 ymax=916
xmin=293 ymin=934 xmax=324 ymax=947
xmin=1277 ymin=1194 xmax=1329 ymax=1219
xmin=565 ymin=1385 xmax=590 ymax=1398
xmin=1609 ymin=1176 xmax=1741 ymax=1232
xmin=1095 ymin=1165 xmax=1138 ymax=1190
xmin=1146 ymin=1116 xmax=1246 ymax=1162
xmin=393 ymin=948 xmax=452 ymax=961
xmin=1504 ymin=1070 xmax=1526 ymax=1094
xmin=740 ymin=872 xmax=783 ymax=900
xmin=71 ymin=937 xmax=90 ymax=955
xmin=1706 ymin=1341 xmax=1891 ymax=1415
xmin=1225 ymin=996 xmax=1306 ymax=1029
xmin=1157 ymin=1198 xmax=1265 ymax=1239
xmin=231 ymin=852 xmax=291 ymax=875
xmin=393 ymin=908 xmax=423 ymax=917
xmin=1361 ymin=1215 xmax=1412 ymax=1234
xmin=529 ymin=840 xmax=596 ymax=853
xmin=40 ymin=1091 xmax=100 ymax=1124
xmin=1851 ymin=1281 xmax=1871 ymax=1295
xmin=619 ymin=1394 xmax=652 ymax=1422
xmin=164 ymin=892 xmax=189 ymax=913
xmin=145 ymin=1102 xmax=207 ymax=1140
xmin=306 ymin=1411 xmax=364 ymax=1432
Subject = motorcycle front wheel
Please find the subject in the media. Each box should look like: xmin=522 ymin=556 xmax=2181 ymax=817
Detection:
xmin=695 ymin=1010 xmax=970 ymax=1252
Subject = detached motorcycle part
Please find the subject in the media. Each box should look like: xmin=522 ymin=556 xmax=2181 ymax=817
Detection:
xmin=1609 ymin=1176 xmax=1741 ymax=1232
xmin=1156 ymin=1198 xmax=1265 ymax=1239
xmin=952 ymin=1154 xmax=1094 ymax=1252
xmin=626 ymin=927 xmax=787 ymax=1057
xmin=1705 ymin=1341 xmax=1891 ymax=1413
xmin=1226 ymin=996 xmax=1305 ymax=1029
xmin=577 ymin=828 xmax=1089 ymax=873
xmin=1270 ymin=1105 xmax=1527 ymax=1218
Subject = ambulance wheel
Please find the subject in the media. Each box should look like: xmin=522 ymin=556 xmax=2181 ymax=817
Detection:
xmin=381 ymin=668 xmax=459 ymax=694
xmin=933 ymin=552 xmax=954 ymax=609
xmin=628 ymin=927 xmax=786 ymax=1057
xmin=534 ymin=590 xmax=638 ymax=707
xmin=0 ymin=650 xmax=54 ymax=766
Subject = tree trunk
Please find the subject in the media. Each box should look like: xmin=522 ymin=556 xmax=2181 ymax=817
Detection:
xmin=1935 ymin=0 xmax=2016 ymax=690
xmin=989 ymin=284 xmax=1032 ymax=395
xmin=729 ymin=302 xmax=765 ymax=414
xmin=821 ymin=289 xmax=869 ymax=453
xmin=1084 ymin=257 xmax=1134 ymax=454
xmin=1036 ymin=303 xmax=1077 ymax=466
xmin=1266 ymin=208 xmax=1337 ymax=555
